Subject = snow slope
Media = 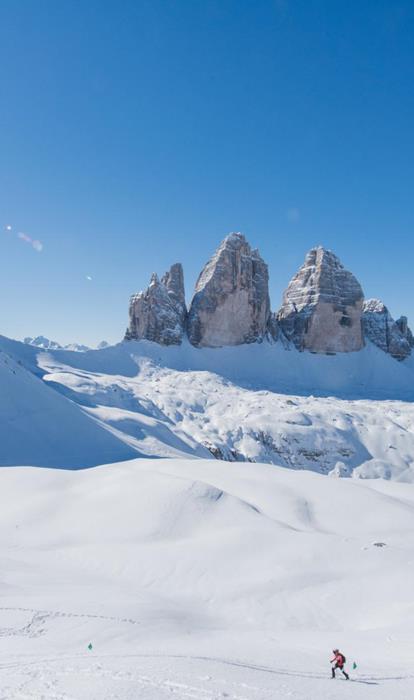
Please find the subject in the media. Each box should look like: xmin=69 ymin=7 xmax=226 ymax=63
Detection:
xmin=3 ymin=334 xmax=414 ymax=400
xmin=0 ymin=458 xmax=414 ymax=699
xmin=1 ymin=334 xmax=414 ymax=477
xmin=0 ymin=349 xmax=139 ymax=467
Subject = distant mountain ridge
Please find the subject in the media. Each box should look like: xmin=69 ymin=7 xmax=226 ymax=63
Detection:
xmin=126 ymin=233 xmax=414 ymax=361
xmin=24 ymin=336 xmax=109 ymax=352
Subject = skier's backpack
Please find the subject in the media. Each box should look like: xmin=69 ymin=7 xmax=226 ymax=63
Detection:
xmin=341 ymin=655 xmax=346 ymax=664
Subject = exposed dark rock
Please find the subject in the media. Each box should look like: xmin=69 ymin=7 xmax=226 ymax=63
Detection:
xmin=362 ymin=299 xmax=413 ymax=361
xmin=125 ymin=263 xmax=187 ymax=345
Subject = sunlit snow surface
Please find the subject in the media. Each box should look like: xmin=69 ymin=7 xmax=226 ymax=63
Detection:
xmin=1 ymin=335 xmax=414 ymax=478
xmin=0 ymin=459 xmax=414 ymax=698
xmin=1 ymin=336 xmax=414 ymax=697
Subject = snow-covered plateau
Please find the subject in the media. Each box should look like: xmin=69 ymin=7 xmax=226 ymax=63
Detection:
xmin=1 ymin=333 xmax=414 ymax=698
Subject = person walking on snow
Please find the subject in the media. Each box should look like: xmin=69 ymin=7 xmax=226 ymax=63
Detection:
xmin=331 ymin=649 xmax=349 ymax=680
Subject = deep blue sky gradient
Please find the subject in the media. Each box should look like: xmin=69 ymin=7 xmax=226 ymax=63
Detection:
xmin=1 ymin=0 xmax=413 ymax=345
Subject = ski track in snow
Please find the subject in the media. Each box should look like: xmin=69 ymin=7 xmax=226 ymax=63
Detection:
xmin=1 ymin=648 xmax=414 ymax=700
xmin=0 ymin=607 xmax=141 ymax=639
xmin=0 ymin=456 xmax=414 ymax=700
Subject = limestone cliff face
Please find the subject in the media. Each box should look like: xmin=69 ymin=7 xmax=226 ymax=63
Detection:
xmin=123 ymin=239 xmax=410 ymax=362
xmin=266 ymin=312 xmax=279 ymax=343
xmin=160 ymin=263 xmax=187 ymax=331
xmin=187 ymin=233 xmax=270 ymax=347
xmin=362 ymin=299 xmax=413 ymax=361
xmin=277 ymin=247 xmax=364 ymax=353
xmin=125 ymin=263 xmax=187 ymax=345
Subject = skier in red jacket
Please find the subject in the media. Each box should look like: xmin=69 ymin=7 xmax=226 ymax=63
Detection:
xmin=331 ymin=649 xmax=350 ymax=680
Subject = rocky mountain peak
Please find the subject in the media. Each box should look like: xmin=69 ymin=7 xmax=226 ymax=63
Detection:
xmin=160 ymin=262 xmax=186 ymax=326
xmin=362 ymin=298 xmax=413 ymax=361
xmin=277 ymin=247 xmax=364 ymax=353
xmin=23 ymin=336 xmax=92 ymax=352
xmin=283 ymin=246 xmax=364 ymax=310
xmin=187 ymin=232 xmax=270 ymax=347
xmin=122 ymin=237 xmax=410 ymax=362
xmin=24 ymin=336 xmax=62 ymax=350
xmin=125 ymin=263 xmax=187 ymax=345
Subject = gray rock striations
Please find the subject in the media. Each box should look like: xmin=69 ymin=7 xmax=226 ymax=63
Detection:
xmin=125 ymin=263 xmax=187 ymax=345
xmin=123 ymin=238 xmax=409 ymax=362
xmin=187 ymin=233 xmax=270 ymax=347
xmin=160 ymin=262 xmax=187 ymax=330
xmin=266 ymin=312 xmax=279 ymax=343
xmin=362 ymin=299 xmax=414 ymax=361
xmin=277 ymin=247 xmax=364 ymax=353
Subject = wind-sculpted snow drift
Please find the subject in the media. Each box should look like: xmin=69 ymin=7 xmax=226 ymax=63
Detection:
xmin=1 ymin=333 xmax=414 ymax=479
xmin=0 ymin=346 xmax=139 ymax=467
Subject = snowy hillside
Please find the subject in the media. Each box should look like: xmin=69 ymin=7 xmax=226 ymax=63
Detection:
xmin=1 ymin=333 xmax=414 ymax=696
xmin=0 ymin=458 xmax=413 ymax=698
xmin=1 ymin=334 xmax=414 ymax=478
xmin=0 ymin=347 xmax=139 ymax=467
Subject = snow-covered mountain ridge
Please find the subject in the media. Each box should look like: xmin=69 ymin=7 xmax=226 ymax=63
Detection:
xmin=1 ymin=333 xmax=414 ymax=479
xmin=24 ymin=336 xmax=109 ymax=351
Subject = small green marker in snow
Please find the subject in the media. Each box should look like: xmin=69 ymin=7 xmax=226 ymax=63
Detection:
xmin=88 ymin=643 xmax=93 ymax=651
xmin=352 ymin=662 xmax=357 ymax=670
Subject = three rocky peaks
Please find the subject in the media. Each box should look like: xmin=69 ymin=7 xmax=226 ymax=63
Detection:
xmin=125 ymin=232 xmax=413 ymax=361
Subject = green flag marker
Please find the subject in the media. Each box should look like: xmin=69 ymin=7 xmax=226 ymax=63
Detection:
xmin=88 ymin=643 xmax=93 ymax=651
xmin=352 ymin=662 xmax=357 ymax=670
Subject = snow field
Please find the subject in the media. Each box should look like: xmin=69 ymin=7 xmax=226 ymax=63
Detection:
xmin=2 ymin=334 xmax=414 ymax=478
xmin=0 ymin=459 xmax=414 ymax=698
xmin=42 ymin=346 xmax=414 ymax=479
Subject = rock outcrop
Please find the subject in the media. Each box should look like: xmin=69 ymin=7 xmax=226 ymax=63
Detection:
xmin=123 ymin=239 xmax=410 ymax=362
xmin=277 ymin=247 xmax=364 ymax=353
xmin=125 ymin=263 xmax=187 ymax=345
xmin=187 ymin=233 xmax=270 ymax=347
xmin=266 ymin=312 xmax=279 ymax=343
xmin=362 ymin=299 xmax=413 ymax=360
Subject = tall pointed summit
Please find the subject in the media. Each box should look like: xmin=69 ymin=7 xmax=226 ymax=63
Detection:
xmin=125 ymin=263 xmax=187 ymax=345
xmin=277 ymin=247 xmax=364 ymax=353
xmin=187 ymin=233 xmax=270 ymax=347
xmin=363 ymin=299 xmax=414 ymax=360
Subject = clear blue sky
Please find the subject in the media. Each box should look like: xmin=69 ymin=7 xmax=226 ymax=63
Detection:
xmin=1 ymin=0 xmax=413 ymax=346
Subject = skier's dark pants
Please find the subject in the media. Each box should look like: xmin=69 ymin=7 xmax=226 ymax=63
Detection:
xmin=332 ymin=664 xmax=349 ymax=680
